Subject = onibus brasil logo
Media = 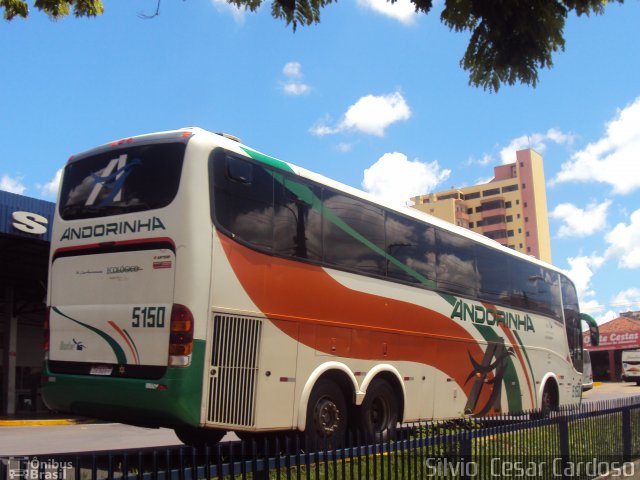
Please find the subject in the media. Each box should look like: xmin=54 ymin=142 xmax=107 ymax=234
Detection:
xmin=6 ymin=457 xmax=73 ymax=480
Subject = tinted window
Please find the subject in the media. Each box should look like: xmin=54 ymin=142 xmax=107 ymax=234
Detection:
xmin=476 ymin=244 xmax=510 ymax=304
xmin=322 ymin=191 xmax=385 ymax=276
xmin=537 ymin=269 xmax=562 ymax=319
xmin=385 ymin=212 xmax=436 ymax=285
xmin=436 ymin=230 xmax=478 ymax=296
xmin=211 ymin=151 xmax=274 ymax=250
xmin=481 ymin=200 xmax=505 ymax=211
xmin=484 ymin=229 xmax=507 ymax=240
xmin=561 ymin=275 xmax=583 ymax=370
xmin=482 ymin=188 xmax=500 ymax=197
xmin=273 ymin=176 xmax=322 ymax=261
xmin=509 ymin=258 xmax=543 ymax=310
xmin=60 ymin=143 xmax=185 ymax=220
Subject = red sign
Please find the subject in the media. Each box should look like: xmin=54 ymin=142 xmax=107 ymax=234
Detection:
xmin=584 ymin=330 xmax=640 ymax=351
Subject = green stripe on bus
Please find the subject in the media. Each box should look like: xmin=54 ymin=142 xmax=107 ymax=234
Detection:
xmin=241 ymin=147 xmax=296 ymax=173
xmin=262 ymin=166 xmax=436 ymax=288
xmin=512 ymin=329 xmax=537 ymax=408
xmin=52 ymin=306 xmax=127 ymax=364
xmin=474 ymin=324 xmax=522 ymax=413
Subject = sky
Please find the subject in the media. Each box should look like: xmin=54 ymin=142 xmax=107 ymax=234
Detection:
xmin=1 ymin=0 xmax=640 ymax=324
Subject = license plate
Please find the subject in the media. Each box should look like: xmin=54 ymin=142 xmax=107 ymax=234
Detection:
xmin=90 ymin=365 xmax=113 ymax=376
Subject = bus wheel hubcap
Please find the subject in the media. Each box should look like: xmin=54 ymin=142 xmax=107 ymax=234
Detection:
xmin=314 ymin=397 xmax=340 ymax=434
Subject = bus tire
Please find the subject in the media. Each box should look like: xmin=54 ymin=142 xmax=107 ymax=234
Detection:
xmin=174 ymin=427 xmax=225 ymax=448
xmin=540 ymin=381 xmax=558 ymax=415
xmin=356 ymin=378 xmax=398 ymax=442
xmin=304 ymin=378 xmax=348 ymax=450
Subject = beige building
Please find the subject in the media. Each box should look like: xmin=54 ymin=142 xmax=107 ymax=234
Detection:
xmin=411 ymin=149 xmax=552 ymax=263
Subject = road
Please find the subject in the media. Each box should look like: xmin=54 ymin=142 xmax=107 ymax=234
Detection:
xmin=582 ymin=380 xmax=640 ymax=402
xmin=2 ymin=382 xmax=638 ymax=457
xmin=0 ymin=423 xmax=239 ymax=457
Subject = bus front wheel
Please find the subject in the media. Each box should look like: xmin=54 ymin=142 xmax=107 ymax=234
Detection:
xmin=540 ymin=382 xmax=558 ymax=415
xmin=174 ymin=427 xmax=225 ymax=448
xmin=304 ymin=379 xmax=348 ymax=449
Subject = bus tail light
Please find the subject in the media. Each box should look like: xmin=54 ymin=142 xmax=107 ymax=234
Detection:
xmin=44 ymin=307 xmax=51 ymax=358
xmin=169 ymin=304 xmax=194 ymax=367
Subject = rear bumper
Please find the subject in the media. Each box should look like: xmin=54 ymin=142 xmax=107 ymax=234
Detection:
xmin=42 ymin=340 xmax=205 ymax=428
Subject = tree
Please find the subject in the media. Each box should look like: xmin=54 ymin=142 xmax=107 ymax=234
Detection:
xmin=1 ymin=0 xmax=623 ymax=92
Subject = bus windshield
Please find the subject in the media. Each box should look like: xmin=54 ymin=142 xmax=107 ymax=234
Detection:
xmin=59 ymin=142 xmax=185 ymax=220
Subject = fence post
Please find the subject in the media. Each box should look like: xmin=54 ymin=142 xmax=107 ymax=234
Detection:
xmin=459 ymin=430 xmax=473 ymax=480
xmin=622 ymin=408 xmax=632 ymax=463
xmin=558 ymin=412 xmax=570 ymax=480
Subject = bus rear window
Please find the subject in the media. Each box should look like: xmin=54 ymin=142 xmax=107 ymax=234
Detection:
xmin=59 ymin=143 xmax=186 ymax=220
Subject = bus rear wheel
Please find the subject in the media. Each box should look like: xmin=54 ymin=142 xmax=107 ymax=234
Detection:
xmin=356 ymin=379 xmax=398 ymax=442
xmin=174 ymin=427 xmax=225 ymax=448
xmin=304 ymin=379 xmax=348 ymax=450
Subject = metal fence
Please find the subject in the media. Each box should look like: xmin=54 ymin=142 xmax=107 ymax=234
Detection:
xmin=2 ymin=396 xmax=639 ymax=480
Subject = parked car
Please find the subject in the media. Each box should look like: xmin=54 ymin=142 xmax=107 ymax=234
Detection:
xmin=582 ymin=350 xmax=593 ymax=391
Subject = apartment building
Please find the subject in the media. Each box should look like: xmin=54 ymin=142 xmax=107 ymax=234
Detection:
xmin=410 ymin=149 xmax=552 ymax=263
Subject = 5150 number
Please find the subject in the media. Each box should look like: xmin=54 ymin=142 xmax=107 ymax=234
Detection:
xmin=132 ymin=306 xmax=166 ymax=328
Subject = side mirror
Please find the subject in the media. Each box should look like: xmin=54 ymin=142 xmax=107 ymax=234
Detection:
xmin=580 ymin=313 xmax=600 ymax=347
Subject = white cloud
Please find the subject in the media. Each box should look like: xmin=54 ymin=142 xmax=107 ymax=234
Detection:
xmin=474 ymin=176 xmax=494 ymax=186
xmin=605 ymin=208 xmax=640 ymax=268
xmin=283 ymin=62 xmax=302 ymax=78
xmin=1 ymin=174 xmax=26 ymax=194
xmin=38 ymin=168 xmax=63 ymax=198
xmin=356 ymin=0 xmax=418 ymax=24
xmin=551 ymin=97 xmax=640 ymax=194
xmin=281 ymin=62 xmax=311 ymax=96
xmin=312 ymin=91 xmax=411 ymax=137
xmin=594 ymin=309 xmax=617 ymax=325
xmin=283 ymin=83 xmax=311 ymax=95
xmin=210 ymin=0 xmax=247 ymax=24
xmin=336 ymin=142 xmax=353 ymax=153
xmin=362 ymin=152 xmax=451 ymax=207
xmin=611 ymin=287 xmax=640 ymax=311
xmin=561 ymin=254 xmax=605 ymax=303
xmin=499 ymin=128 xmax=575 ymax=164
xmin=549 ymin=200 xmax=611 ymax=238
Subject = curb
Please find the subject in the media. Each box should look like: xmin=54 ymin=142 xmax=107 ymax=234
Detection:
xmin=0 ymin=418 xmax=92 ymax=427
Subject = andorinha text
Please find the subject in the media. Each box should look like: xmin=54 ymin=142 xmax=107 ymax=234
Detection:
xmin=451 ymin=299 xmax=535 ymax=332
xmin=59 ymin=217 xmax=166 ymax=241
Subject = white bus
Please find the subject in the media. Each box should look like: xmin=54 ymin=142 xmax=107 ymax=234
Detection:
xmin=42 ymin=127 xmax=599 ymax=446
xmin=621 ymin=350 xmax=640 ymax=385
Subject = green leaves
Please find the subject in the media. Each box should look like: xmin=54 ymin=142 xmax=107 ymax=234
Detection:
xmin=441 ymin=0 xmax=621 ymax=92
xmin=270 ymin=0 xmax=335 ymax=31
xmin=1 ymin=0 xmax=103 ymax=20
xmin=1 ymin=0 xmax=29 ymax=20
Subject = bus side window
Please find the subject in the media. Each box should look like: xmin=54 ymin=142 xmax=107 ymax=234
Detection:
xmin=385 ymin=211 xmax=436 ymax=285
xmin=273 ymin=177 xmax=322 ymax=261
xmin=509 ymin=257 xmax=539 ymax=311
xmin=322 ymin=190 xmax=386 ymax=276
xmin=211 ymin=151 xmax=274 ymax=250
xmin=475 ymin=244 xmax=510 ymax=305
xmin=227 ymin=156 xmax=253 ymax=183
xmin=435 ymin=229 xmax=479 ymax=297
